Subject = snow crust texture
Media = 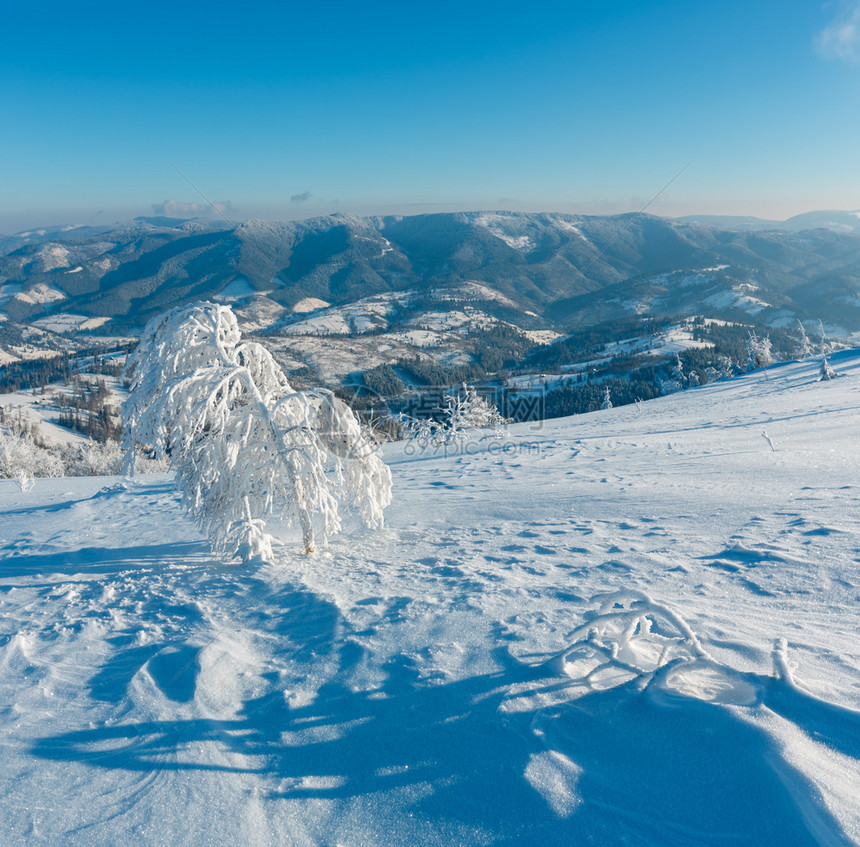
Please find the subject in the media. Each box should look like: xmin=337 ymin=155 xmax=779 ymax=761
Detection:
xmin=2 ymin=352 xmax=860 ymax=845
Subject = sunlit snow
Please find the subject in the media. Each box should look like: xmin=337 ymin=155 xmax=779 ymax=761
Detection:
xmin=2 ymin=352 xmax=860 ymax=844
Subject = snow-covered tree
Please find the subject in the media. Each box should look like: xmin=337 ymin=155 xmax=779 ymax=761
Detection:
xmin=795 ymin=320 xmax=814 ymax=360
xmin=819 ymin=355 xmax=836 ymax=381
xmin=0 ymin=430 xmax=65 ymax=480
xmin=122 ymin=302 xmax=392 ymax=558
xmin=659 ymin=354 xmax=687 ymax=395
xmin=659 ymin=376 xmax=683 ymax=395
xmin=15 ymin=469 xmax=34 ymax=492
xmin=396 ymin=413 xmax=442 ymax=448
xmin=444 ymin=384 xmax=508 ymax=434
xmin=397 ymin=384 xmax=508 ymax=449
xmin=745 ymin=331 xmax=774 ymax=371
xmin=715 ymin=355 xmax=738 ymax=380
xmin=600 ymin=386 xmax=613 ymax=410
xmin=818 ymin=319 xmax=832 ymax=356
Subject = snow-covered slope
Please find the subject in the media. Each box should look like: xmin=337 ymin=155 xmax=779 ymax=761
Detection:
xmin=2 ymin=352 xmax=860 ymax=845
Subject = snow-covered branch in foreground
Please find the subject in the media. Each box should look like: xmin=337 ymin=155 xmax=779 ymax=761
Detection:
xmin=122 ymin=302 xmax=392 ymax=559
xmin=543 ymin=590 xmax=712 ymax=682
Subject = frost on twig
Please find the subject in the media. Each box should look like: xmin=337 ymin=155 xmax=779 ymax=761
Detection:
xmin=544 ymin=590 xmax=712 ymax=687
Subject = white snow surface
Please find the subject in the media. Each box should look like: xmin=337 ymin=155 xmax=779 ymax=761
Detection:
xmin=471 ymin=212 xmax=536 ymax=251
xmin=2 ymin=352 xmax=860 ymax=845
xmin=12 ymin=282 xmax=67 ymax=306
xmin=704 ymin=285 xmax=770 ymax=314
xmin=213 ymin=277 xmax=263 ymax=302
xmin=292 ymin=297 xmax=331 ymax=314
xmin=31 ymin=314 xmax=111 ymax=333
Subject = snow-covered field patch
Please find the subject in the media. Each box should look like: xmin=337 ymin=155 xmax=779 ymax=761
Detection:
xmin=292 ymin=297 xmax=331 ymax=313
xmin=522 ymin=328 xmax=562 ymax=344
xmin=31 ymin=314 xmax=111 ymax=333
xmin=37 ymin=243 xmax=72 ymax=271
xmin=232 ymin=295 xmax=288 ymax=332
xmin=705 ymin=285 xmax=770 ymax=314
xmin=13 ymin=282 xmax=67 ymax=306
xmin=285 ymin=293 xmax=406 ymax=336
xmin=407 ymin=308 xmax=494 ymax=332
xmin=471 ymin=212 xmax=535 ymax=251
xmin=0 ymin=391 xmax=87 ymax=445
xmin=431 ymin=281 xmax=519 ymax=309
xmin=213 ymin=277 xmax=263 ymax=302
xmin=2 ymin=352 xmax=860 ymax=844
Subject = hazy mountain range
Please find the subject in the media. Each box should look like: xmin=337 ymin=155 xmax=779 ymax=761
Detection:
xmin=1 ymin=210 xmax=860 ymax=338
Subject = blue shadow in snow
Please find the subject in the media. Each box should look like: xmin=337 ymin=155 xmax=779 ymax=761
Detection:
xmin=0 ymin=541 xmax=211 ymax=579
xmin=31 ymin=641 xmax=859 ymax=846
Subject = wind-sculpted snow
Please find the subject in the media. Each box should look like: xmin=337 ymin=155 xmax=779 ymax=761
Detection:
xmin=2 ymin=352 xmax=860 ymax=844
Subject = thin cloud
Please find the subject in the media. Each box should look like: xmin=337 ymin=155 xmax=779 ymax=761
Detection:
xmin=291 ymin=191 xmax=312 ymax=203
xmin=816 ymin=2 xmax=860 ymax=62
xmin=151 ymin=199 xmax=232 ymax=218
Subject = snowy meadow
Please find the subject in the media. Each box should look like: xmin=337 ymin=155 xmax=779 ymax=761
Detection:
xmin=1 ymin=351 xmax=860 ymax=845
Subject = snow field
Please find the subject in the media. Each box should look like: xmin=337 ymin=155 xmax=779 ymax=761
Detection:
xmin=1 ymin=352 xmax=860 ymax=844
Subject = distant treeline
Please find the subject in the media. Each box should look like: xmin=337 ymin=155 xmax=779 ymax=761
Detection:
xmin=543 ymin=377 xmax=664 ymax=418
xmin=0 ymin=343 xmax=134 ymax=392
xmin=55 ymin=405 xmax=120 ymax=443
xmin=526 ymin=316 xmax=674 ymax=371
xmin=348 ymin=316 xmax=815 ymax=427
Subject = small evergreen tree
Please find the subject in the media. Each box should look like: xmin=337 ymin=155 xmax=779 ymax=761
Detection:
xmin=670 ymin=354 xmax=685 ymax=386
xmin=600 ymin=386 xmax=613 ymax=410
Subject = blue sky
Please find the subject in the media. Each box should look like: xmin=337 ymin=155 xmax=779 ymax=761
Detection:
xmin=2 ymin=0 xmax=859 ymax=231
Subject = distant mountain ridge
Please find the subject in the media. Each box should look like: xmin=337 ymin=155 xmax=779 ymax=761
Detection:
xmin=676 ymin=209 xmax=860 ymax=233
xmin=1 ymin=210 xmax=860 ymax=336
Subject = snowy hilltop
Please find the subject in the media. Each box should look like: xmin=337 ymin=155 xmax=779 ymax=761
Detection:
xmin=1 ymin=350 xmax=860 ymax=845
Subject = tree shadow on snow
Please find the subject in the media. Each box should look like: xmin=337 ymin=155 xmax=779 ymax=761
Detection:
xmin=31 ymin=637 xmax=860 ymax=845
xmin=0 ymin=541 xmax=211 ymax=579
